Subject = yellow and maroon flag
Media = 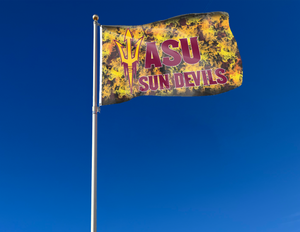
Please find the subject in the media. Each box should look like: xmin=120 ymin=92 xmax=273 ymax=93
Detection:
xmin=100 ymin=12 xmax=243 ymax=106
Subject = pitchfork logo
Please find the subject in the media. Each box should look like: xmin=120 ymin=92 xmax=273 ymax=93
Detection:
xmin=115 ymin=29 xmax=143 ymax=94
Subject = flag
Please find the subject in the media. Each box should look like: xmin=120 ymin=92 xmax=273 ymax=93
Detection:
xmin=100 ymin=12 xmax=243 ymax=106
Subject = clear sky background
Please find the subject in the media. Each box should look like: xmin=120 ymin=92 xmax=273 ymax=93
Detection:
xmin=0 ymin=0 xmax=299 ymax=232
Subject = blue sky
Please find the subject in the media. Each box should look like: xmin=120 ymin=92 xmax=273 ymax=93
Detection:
xmin=0 ymin=0 xmax=300 ymax=232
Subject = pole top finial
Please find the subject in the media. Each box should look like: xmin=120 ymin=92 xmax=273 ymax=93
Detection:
xmin=93 ymin=15 xmax=99 ymax=21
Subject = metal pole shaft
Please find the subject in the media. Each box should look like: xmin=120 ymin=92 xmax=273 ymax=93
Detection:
xmin=91 ymin=15 xmax=99 ymax=232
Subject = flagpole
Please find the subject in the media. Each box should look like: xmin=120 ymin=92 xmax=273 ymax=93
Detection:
xmin=91 ymin=14 xmax=99 ymax=232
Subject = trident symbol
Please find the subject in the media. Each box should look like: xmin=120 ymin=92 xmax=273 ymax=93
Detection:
xmin=115 ymin=29 xmax=143 ymax=94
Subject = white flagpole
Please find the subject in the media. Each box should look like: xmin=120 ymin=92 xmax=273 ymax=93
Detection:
xmin=91 ymin=14 xmax=99 ymax=232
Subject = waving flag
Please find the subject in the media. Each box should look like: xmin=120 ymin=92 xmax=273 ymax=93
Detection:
xmin=100 ymin=12 xmax=243 ymax=106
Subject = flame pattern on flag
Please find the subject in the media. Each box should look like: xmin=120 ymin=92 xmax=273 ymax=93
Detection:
xmin=101 ymin=12 xmax=243 ymax=105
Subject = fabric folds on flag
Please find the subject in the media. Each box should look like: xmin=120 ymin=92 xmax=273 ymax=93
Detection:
xmin=101 ymin=12 xmax=243 ymax=106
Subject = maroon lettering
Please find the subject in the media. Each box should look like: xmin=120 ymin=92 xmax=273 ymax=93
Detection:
xmin=145 ymin=42 xmax=162 ymax=69
xmin=149 ymin=75 xmax=159 ymax=91
xmin=161 ymin=40 xmax=182 ymax=67
xmin=194 ymin=71 xmax=201 ymax=86
xmin=207 ymin=69 xmax=217 ymax=85
xmin=215 ymin=68 xmax=228 ymax=84
xmin=184 ymin=72 xmax=195 ymax=87
xmin=174 ymin=73 xmax=184 ymax=88
xmin=179 ymin=37 xmax=201 ymax=64
xmin=139 ymin=76 xmax=149 ymax=92
xmin=159 ymin=74 xmax=170 ymax=90
xmin=201 ymin=70 xmax=209 ymax=86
